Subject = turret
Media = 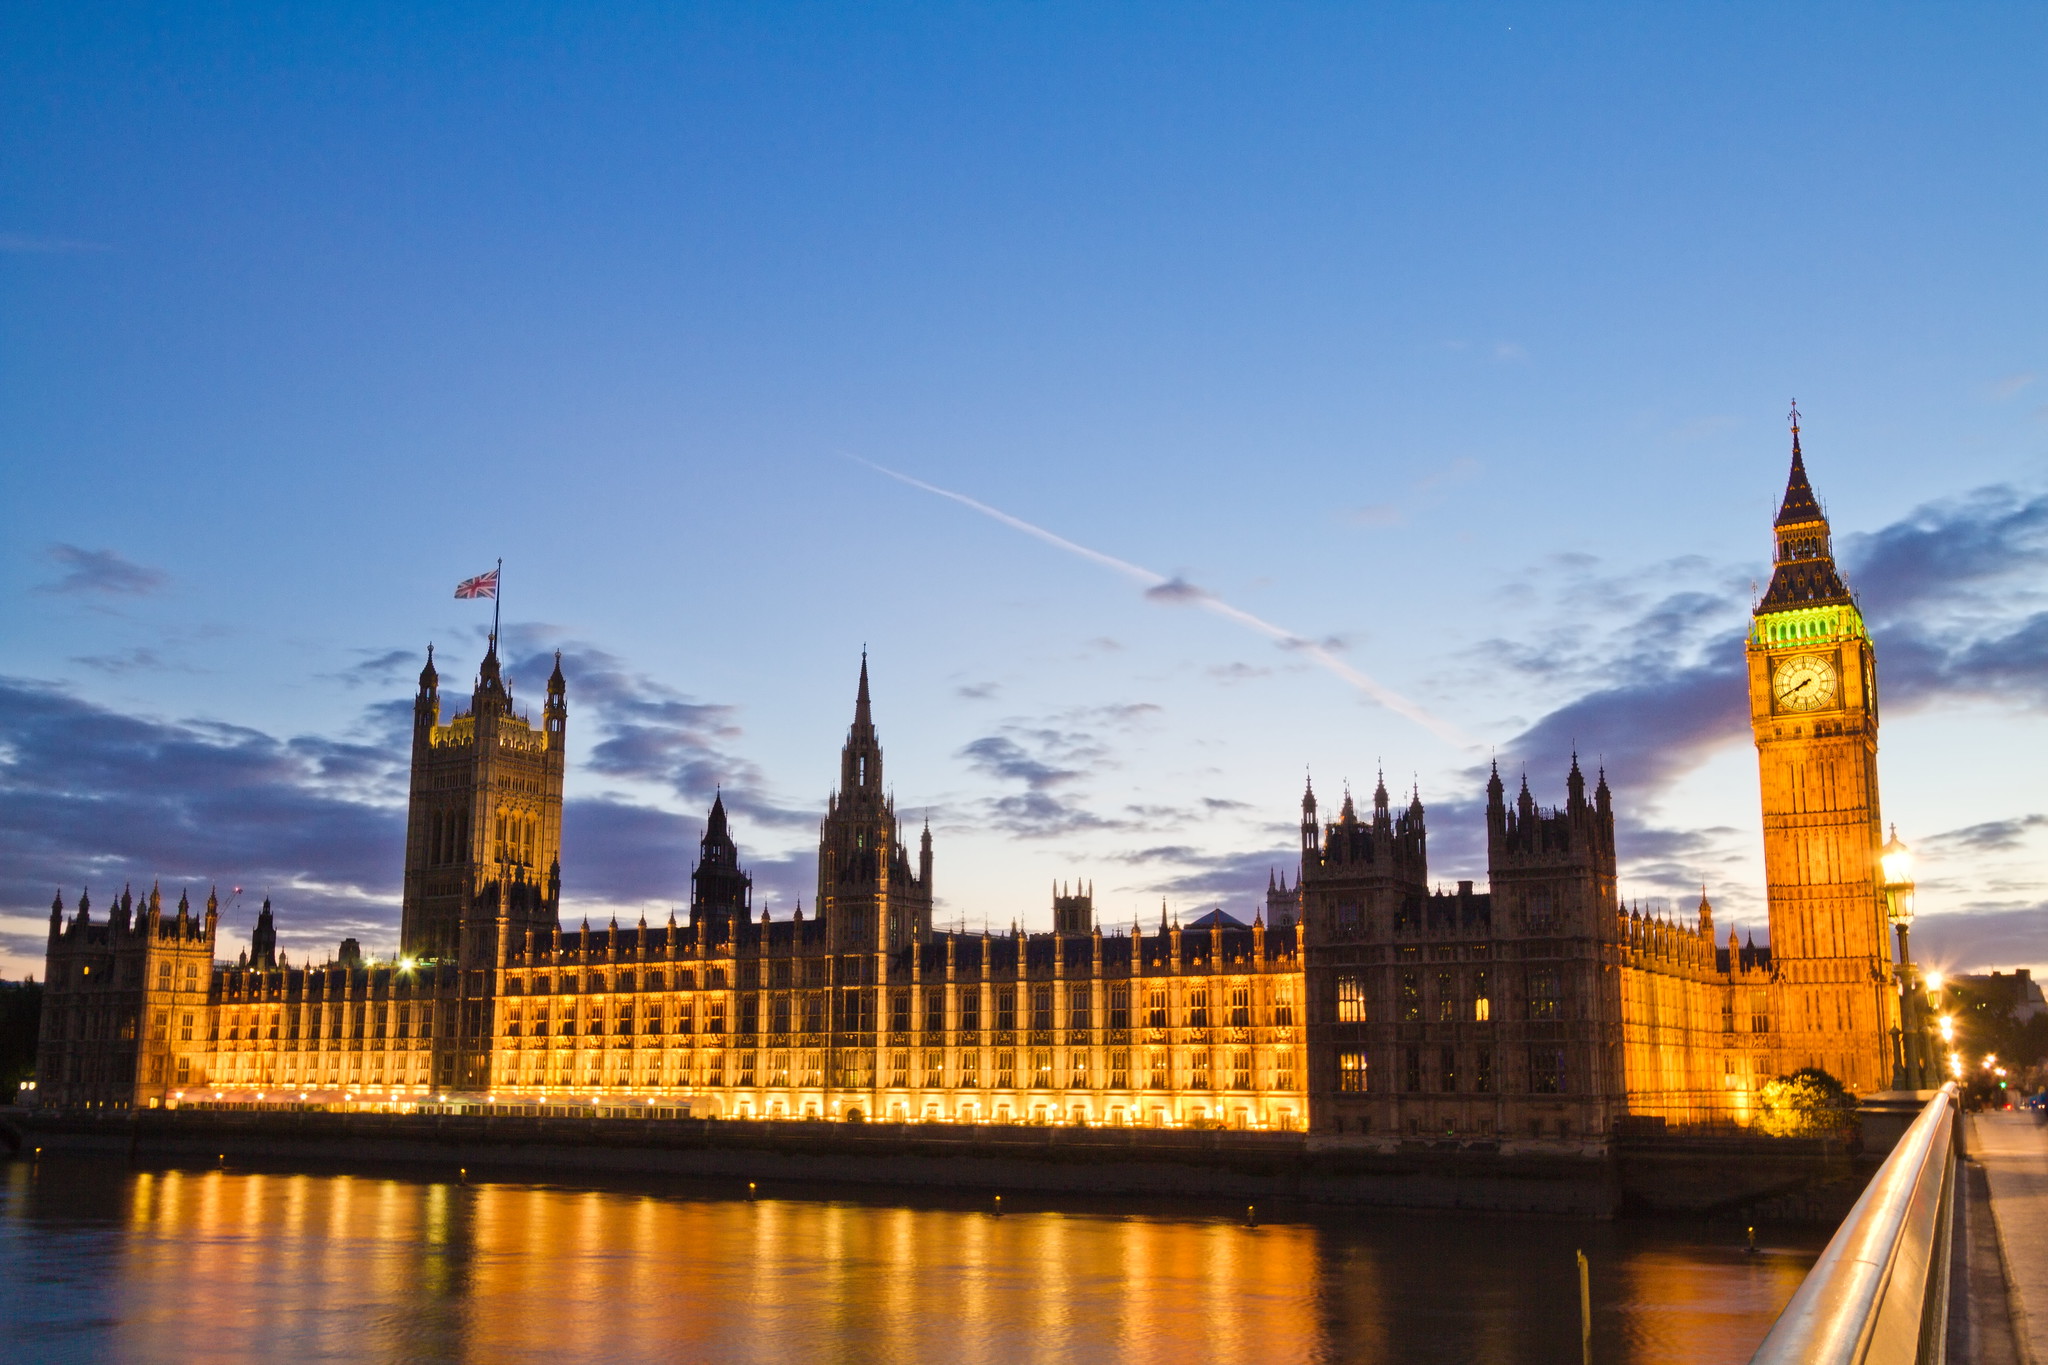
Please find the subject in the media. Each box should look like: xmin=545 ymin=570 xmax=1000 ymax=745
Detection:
xmin=545 ymin=649 xmax=566 ymax=747
xmin=414 ymin=644 xmax=441 ymax=743
xmin=919 ymin=816 xmax=933 ymax=894
xmin=48 ymin=890 xmax=63 ymax=945
xmin=251 ymin=896 xmax=277 ymax=969
xmin=1300 ymin=777 xmax=1319 ymax=856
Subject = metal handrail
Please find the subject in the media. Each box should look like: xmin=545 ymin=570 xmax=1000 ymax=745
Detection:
xmin=1750 ymin=1082 xmax=1958 ymax=1365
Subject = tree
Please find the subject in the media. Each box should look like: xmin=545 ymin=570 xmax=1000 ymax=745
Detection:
xmin=0 ymin=978 xmax=43 ymax=1104
xmin=1757 ymin=1067 xmax=1857 ymax=1138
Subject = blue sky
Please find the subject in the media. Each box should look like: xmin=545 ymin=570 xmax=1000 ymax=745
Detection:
xmin=3 ymin=3 xmax=2044 ymax=978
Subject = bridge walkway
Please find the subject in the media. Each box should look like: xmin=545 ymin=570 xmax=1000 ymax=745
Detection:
xmin=1972 ymin=1112 xmax=2048 ymax=1365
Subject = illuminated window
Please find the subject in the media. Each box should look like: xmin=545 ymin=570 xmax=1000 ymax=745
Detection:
xmin=1111 ymin=1053 xmax=1130 ymax=1089
xmin=1530 ymin=971 xmax=1561 ymax=1021
xmin=1337 ymin=1051 xmax=1367 ymax=1092
xmin=1272 ymin=985 xmax=1294 ymax=1028
xmin=1230 ymin=1052 xmax=1252 ymax=1090
xmin=890 ymin=1051 xmax=909 ymax=1088
xmin=1187 ymin=989 xmax=1209 ymax=1029
xmin=1337 ymin=974 xmax=1368 ymax=1023
xmin=1032 ymin=1051 xmax=1052 ymax=1087
xmin=923 ymin=1051 xmax=944 ymax=1088
xmin=1436 ymin=972 xmax=1455 ymax=1022
xmin=1147 ymin=989 xmax=1168 ymax=1030
xmin=1473 ymin=970 xmax=1491 ymax=1022
xmin=997 ymin=1053 xmax=1016 ymax=1088
xmin=1276 ymin=1051 xmax=1296 ymax=1091
xmin=1148 ymin=1051 xmax=1168 ymax=1089
xmin=1070 ymin=1053 xmax=1089 ymax=1089
xmin=1532 ymin=1048 xmax=1565 ymax=1094
xmin=1108 ymin=985 xmax=1130 ymax=1030
xmin=1399 ymin=971 xmax=1421 ymax=1022
xmin=1032 ymin=987 xmax=1053 ymax=1032
xmin=960 ymin=991 xmax=982 ymax=1033
xmin=1229 ymin=986 xmax=1250 ymax=1028
xmin=1191 ymin=1054 xmax=1210 ymax=1089
xmin=1068 ymin=990 xmax=1091 ymax=1030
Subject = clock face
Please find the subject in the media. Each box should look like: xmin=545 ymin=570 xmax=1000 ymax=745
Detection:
xmin=1772 ymin=654 xmax=1839 ymax=712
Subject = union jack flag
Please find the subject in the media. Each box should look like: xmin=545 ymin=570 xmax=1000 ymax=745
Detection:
xmin=454 ymin=568 xmax=499 ymax=599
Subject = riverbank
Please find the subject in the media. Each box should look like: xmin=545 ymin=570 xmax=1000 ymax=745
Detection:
xmin=3 ymin=1106 xmax=1878 ymax=1221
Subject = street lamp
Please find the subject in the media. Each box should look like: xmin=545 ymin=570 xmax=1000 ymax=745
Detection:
xmin=1879 ymin=827 xmax=1925 ymax=1090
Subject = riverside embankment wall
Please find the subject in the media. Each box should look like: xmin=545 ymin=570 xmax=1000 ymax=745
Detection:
xmin=1 ymin=1109 xmax=1878 ymax=1222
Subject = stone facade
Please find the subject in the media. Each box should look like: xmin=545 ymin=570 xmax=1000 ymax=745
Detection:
xmin=31 ymin=434 xmax=1898 ymax=1137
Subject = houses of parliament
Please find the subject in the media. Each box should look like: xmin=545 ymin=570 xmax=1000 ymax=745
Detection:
xmin=33 ymin=429 xmax=1903 ymax=1142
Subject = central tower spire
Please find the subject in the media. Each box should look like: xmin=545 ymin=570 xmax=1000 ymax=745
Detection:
xmin=817 ymin=653 xmax=932 ymax=951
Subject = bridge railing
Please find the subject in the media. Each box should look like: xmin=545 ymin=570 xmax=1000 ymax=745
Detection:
xmin=1749 ymin=1082 xmax=1958 ymax=1365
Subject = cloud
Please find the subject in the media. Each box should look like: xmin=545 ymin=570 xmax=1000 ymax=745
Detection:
xmin=492 ymin=631 xmax=814 ymax=829
xmin=0 ymin=676 xmax=407 ymax=962
xmin=71 ymin=647 xmax=177 ymax=675
xmin=1111 ymin=844 xmax=1291 ymax=912
xmin=955 ymin=682 xmax=1001 ymax=700
xmin=1347 ymin=503 xmax=1403 ymax=527
xmin=327 ymin=648 xmax=420 ymax=689
xmin=1208 ymin=662 xmax=1272 ymax=683
xmin=39 ymin=545 xmax=166 ymax=597
xmin=958 ymin=723 xmax=1119 ymax=837
xmin=1991 ymin=372 xmax=2037 ymax=399
xmin=1925 ymin=815 xmax=2048 ymax=855
xmin=857 ymin=458 xmax=1479 ymax=750
xmin=1143 ymin=576 xmax=1209 ymax=605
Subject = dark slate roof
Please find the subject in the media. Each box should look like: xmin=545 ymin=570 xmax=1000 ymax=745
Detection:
xmin=1184 ymin=908 xmax=1249 ymax=930
xmin=1775 ymin=445 xmax=1825 ymax=526
xmin=1758 ymin=555 xmax=1853 ymax=611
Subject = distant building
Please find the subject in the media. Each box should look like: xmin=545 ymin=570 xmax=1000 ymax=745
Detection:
xmin=32 ymin=428 xmax=1902 ymax=1140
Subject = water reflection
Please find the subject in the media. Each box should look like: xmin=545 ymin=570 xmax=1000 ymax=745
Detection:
xmin=0 ymin=1157 xmax=1819 ymax=1364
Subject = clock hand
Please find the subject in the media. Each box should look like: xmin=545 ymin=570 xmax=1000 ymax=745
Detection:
xmin=1784 ymin=677 xmax=1813 ymax=696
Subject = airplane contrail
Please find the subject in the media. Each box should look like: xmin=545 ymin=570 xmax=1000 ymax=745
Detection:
xmin=853 ymin=457 xmax=1481 ymax=752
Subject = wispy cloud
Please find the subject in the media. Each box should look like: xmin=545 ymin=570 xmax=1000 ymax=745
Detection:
xmin=854 ymin=457 xmax=1479 ymax=751
xmin=39 ymin=545 xmax=166 ymax=597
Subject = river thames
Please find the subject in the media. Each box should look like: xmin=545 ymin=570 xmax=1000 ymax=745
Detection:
xmin=1 ymin=1157 xmax=1821 ymax=1363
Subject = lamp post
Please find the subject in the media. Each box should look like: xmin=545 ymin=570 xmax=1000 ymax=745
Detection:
xmin=1879 ymin=827 xmax=1923 ymax=1091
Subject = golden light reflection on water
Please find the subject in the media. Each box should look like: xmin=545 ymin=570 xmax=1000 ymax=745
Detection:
xmin=0 ymin=1160 xmax=1818 ymax=1365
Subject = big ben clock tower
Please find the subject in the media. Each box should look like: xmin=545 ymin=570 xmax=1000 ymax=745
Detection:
xmin=1747 ymin=406 xmax=1896 ymax=1092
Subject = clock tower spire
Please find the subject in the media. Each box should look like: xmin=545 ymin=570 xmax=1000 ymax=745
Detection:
xmin=1746 ymin=404 xmax=1895 ymax=1093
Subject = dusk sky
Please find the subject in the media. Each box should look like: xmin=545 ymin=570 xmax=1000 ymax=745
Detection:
xmin=3 ymin=4 xmax=2043 ymax=980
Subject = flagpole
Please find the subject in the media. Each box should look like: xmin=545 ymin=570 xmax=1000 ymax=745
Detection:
xmin=493 ymin=557 xmax=502 ymax=644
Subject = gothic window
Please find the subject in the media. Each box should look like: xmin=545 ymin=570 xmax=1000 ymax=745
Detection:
xmin=1531 ymin=1048 xmax=1565 ymax=1094
xmin=1229 ymin=986 xmax=1251 ymax=1029
xmin=1069 ymin=991 xmax=1091 ymax=1030
xmin=1070 ymin=1052 xmax=1089 ymax=1089
xmin=1399 ymin=971 xmax=1421 ymax=1021
xmin=1272 ymin=984 xmax=1294 ymax=1028
xmin=890 ymin=1051 xmax=909 ymax=1088
xmin=1230 ymin=1052 xmax=1252 ymax=1090
xmin=1749 ymin=990 xmax=1771 ymax=1033
xmin=1439 ymin=1045 xmax=1457 ymax=1092
xmin=1527 ymin=886 xmax=1555 ymax=932
xmin=1336 ymin=900 xmax=1362 ymax=935
xmin=925 ymin=991 xmax=944 ymax=1034
xmin=1108 ymin=984 xmax=1130 ymax=1031
xmin=996 ymin=1052 xmax=1016 ymax=1088
xmin=1031 ymin=1051 xmax=1052 ymax=1088
xmin=924 ymin=1051 xmax=944 ymax=1088
xmin=1190 ymin=1054 xmax=1210 ymax=1089
xmin=151 ymin=1011 xmax=168 ymax=1041
xmin=804 ymin=995 xmax=824 ymax=1033
xmin=1529 ymin=970 xmax=1561 ymax=1020
xmin=1148 ymin=1051 xmax=1168 ymax=1089
xmin=1276 ymin=1051 xmax=1296 ymax=1091
xmin=1476 ymin=1048 xmax=1494 ymax=1093
xmin=738 ymin=997 xmax=759 ymax=1035
xmin=1111 ymin=1053 xmax=1130 ymax=1089
xmin=961 ymin=991 xmax=981 ymax=1033
xmin=1187 ymin=989 xmax=1210 ymax=1029
xmin=738 ymin=1053 xmax=757 ymax=1087
xmin=771 ymin=997 xmax=791 ymax=1033
xmin=1403 ymin=1047 xmax=1421 ymax=1092
xmin=960 ymin=1052 xmax=980 ymax=1087
xmin=1031 ymin=986 xmax=1053 ymax=1032
xmin=157 ymin=963 xmax=171 ymax=988
xmin=1473 ymin=971 xmax=1491 ymax=1023
xmin=892 ymin=991 xmax=911 ymax=1034
xmin=1338 ymin=1051 xmax=1368 ymax=1092
xmin=1146 ymin=989 xmax=1168 ymax=1030
xmin=1336 ymin=974 xmax=1368 ymax=1023
xmin=996 ymin=987 xmax=1016 ymax=1033
xmin=1436 ymin=972 xmax=1455 ymax=1022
